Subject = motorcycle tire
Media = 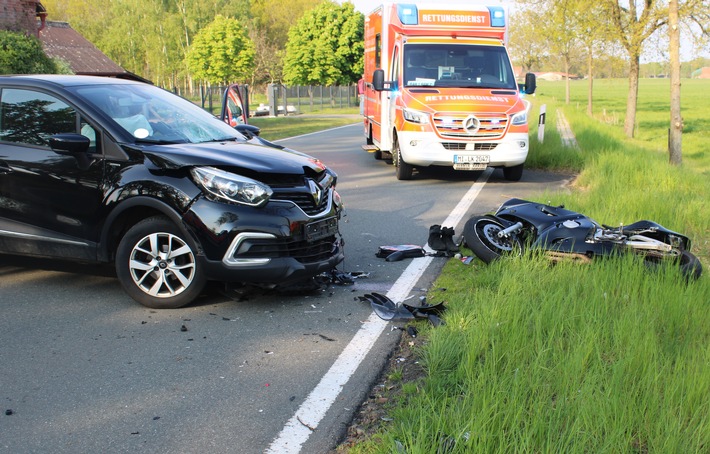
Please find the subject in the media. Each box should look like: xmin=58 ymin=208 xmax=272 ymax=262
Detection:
xmin=463 ymin=215 xmax=523 ymax=264
xmin=675 ymin=250 xmax=702 ymax=280
xmin=643 ymin=250 xmax=703 ymax=281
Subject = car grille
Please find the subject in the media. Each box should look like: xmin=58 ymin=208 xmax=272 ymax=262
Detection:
xmin=233 ymin=236 xmax=340 ymax=264
xmin=442 ymin=142 xmax=498 ymax=151
xmin=269 ymin=172 xmax=334 ymax=216
xmin=433 ymin=113 xmax=508 ymax=139
xmin=272 ymin=188 xmax=331 ymax=216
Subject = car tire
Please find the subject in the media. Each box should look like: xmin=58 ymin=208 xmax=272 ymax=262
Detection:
xmin=116 ymin=216 xmax=206 ymax=309
xmin=394 ymin=136 xmax=413 ymax=180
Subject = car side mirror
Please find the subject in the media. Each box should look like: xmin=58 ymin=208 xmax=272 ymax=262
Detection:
xmin=373 ymin=69 xmax=385 ymax=91
xmin=523 ymin=73 xmax=536 ymax=95
xmin=234 ymin=124 xmax=261 ymax=139
xmin=50 ymin=133 xmax=91 ymax=154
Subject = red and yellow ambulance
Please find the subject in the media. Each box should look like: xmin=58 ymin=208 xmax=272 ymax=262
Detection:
xmin=361 ymin=3 xmax=536 ymax=180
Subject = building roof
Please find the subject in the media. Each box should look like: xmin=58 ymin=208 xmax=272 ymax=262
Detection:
xmin=40 ymin=21 xmax=124 ymax=73
xmin=39 ymin=21 xmax=150 ymax=82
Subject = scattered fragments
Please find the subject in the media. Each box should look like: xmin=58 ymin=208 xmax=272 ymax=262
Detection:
xmin=358 ymin=292 xmax=446 ymax=326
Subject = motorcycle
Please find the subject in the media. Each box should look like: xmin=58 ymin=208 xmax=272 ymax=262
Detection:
xmin=462 ymin=198 xmax=703 ymax=280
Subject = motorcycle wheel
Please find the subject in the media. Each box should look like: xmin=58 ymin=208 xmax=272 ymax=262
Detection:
xmin=463 ymin=215 xmax=523 ymax=264
xmin=643 ymin=250 xmax=703 ymax=281
xmin=676 ymin=250 xmax=702 ymax=280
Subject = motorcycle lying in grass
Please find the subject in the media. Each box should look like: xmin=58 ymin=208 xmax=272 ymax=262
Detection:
xmin=462 ymin=198 xmax=703 ymax=280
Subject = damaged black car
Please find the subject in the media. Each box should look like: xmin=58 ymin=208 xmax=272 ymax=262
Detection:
xmin=0 ymin=75 xmax=344 ymax=308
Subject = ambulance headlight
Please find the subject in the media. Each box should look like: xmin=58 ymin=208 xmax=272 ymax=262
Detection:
xmin=511 ymin=110 xmax=528 ymax=125
xmin=403 ymin=108 xmax=430 ymax=125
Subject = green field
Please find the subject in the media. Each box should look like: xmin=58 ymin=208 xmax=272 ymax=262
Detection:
xmin=346 ymin=78 xmax=710 ymax=453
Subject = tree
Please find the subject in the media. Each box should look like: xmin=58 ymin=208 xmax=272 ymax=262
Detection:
xmin=250 ymin=0 xmax=320 ymax=49
xmin=508 ymin=7 xmax=549 ymax=73
xmin=185 ymin=15 xmax=255 ymax=84
xmin=669 ymin=0 xmax=682 ymax=165
xmin=577 ymin=3 xmax=612 ymax=115
xmin=0 ymin=31 xmax=57 ymax=74
xmin=601 ymin=0 xmax=667 ymax=138
xmin=282 ymin=1 xmax=364 ymax=86
xmin=538 ymin=0 xmax=585 ymax=104
xmin=601 ymin=0 xmax=710 ymax=138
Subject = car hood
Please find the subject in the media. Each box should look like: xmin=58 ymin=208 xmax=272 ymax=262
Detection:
xmin=135 ymin=140 xmax=326 ymax=175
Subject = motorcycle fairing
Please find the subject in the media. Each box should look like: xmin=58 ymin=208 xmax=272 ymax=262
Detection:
xmin=621 ymin=220 xmax=691 ymax=251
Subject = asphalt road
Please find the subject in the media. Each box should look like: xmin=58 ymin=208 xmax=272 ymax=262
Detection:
xmin=0 ymin=123 xmax=573 ymax=453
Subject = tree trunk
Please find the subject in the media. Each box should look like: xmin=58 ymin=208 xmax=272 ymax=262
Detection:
xmin=624 ymin=54 xmax=640 ymax=138
xmin=564 ymin=55 xmax=571 ymax=104
xmin=669 ymin=0 xmax=682 ymax=165
xmin=587 ymin=48 xmax=593 ymax=116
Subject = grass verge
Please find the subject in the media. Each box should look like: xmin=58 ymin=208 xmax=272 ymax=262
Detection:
xmin=249 ymin=111 xmax=360 ymax=141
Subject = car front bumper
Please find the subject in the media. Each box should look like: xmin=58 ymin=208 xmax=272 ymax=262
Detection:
xmin=183 ymin=197 xmax=345 ymax=284
xmin=397 ymin=131 xmax=529 ymax=168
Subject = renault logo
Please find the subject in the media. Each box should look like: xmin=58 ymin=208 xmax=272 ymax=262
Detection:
xmin=308 ymin=179 xmax=322 ymax=205
xmin=463 ymin=115 xmax=480 ymax=134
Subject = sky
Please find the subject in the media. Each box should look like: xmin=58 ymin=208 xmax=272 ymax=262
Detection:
xmin=343 ymin=0 xmax=708 ymax=63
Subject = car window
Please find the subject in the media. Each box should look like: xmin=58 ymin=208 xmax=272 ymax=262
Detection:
xmin=73 ymin=84 xmax=244 ymax=144
xmin=0 ymin=88 xmax=77 ymax=147
xmin=79 ymin=116 xmax=100 ymax=153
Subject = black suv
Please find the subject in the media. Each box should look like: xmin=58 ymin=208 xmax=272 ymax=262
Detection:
xmin=0 ymin=75 xmax=344 ymax=308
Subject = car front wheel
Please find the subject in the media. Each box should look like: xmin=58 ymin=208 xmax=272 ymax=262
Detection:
xmin=116 ymin=216 xmax=206 ymax=309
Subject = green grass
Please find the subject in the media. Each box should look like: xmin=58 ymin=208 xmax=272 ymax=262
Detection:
xmin=346 ymin=78 xmax=710 ymax=453
xmin=248 ymin=112 xmax=359 ymax=141
xmin=353 ymin=255 xmax=710 ymax=453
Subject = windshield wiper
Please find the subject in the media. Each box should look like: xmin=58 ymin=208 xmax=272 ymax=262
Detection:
xmin=134 ymin=138 xmax=187 ymax=145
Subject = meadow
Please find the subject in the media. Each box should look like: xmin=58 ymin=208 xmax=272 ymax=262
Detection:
xmin=346 ymin=78 xmax=710 ymax=453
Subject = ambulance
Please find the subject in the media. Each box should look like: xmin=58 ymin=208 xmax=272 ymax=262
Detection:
xmin=360 ymin=3 xmax=536 ymax=180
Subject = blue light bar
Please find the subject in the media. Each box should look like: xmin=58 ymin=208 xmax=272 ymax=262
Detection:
xmin=487 ymin=6 xmax=505 ymax=27
xmin=397 ymin=4 xmax=418 ymax=25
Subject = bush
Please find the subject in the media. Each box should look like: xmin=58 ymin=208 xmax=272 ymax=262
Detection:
xmin=0 ymin=31 xmax=57 ymax=74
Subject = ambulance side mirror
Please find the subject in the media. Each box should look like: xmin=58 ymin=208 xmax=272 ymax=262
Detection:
xmin=373 ymin=69 xmax=386 ymax=91
xmin=523 ymin=73 xmax=536 ymax=95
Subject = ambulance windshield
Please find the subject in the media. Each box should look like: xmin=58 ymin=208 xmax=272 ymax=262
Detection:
xmin=403 ymin=44 xmax=517 ymax=90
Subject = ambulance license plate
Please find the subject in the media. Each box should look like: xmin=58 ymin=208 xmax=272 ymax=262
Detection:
xmin=453 ymin=154 xmax=489 ymax=170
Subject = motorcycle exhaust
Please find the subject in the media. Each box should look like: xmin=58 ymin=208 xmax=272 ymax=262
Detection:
xmin=497 ymin=222 xmax=523 ymax=238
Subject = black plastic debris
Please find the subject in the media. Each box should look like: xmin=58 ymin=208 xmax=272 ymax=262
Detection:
xmin=359 ymin=292 xmax=446 ymax=325
xmin=322 ymin=269 xmax=370 ymax=285
xmin=359 ymin=293 xmax=414 ymax=321
xmin=376 ymin=245 xmax=426 ymax=262
xmin=5 ymin=409 xmax=13 ymax=416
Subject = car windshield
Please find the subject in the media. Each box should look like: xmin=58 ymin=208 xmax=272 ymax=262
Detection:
xmin=72 ymin=83 xmax=243 ymax=144
xmin=403 ymin=44 xmax=517 ymax=90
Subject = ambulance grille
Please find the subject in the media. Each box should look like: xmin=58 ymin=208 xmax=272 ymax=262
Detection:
xmin=442 ymin=143 xmax=498 ymax=151
xmin=433 ymin=113 xmax=508 ymax=139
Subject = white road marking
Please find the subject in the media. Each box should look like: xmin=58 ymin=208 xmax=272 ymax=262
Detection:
xmin=266 ymin=168 xmax=493 ymax=453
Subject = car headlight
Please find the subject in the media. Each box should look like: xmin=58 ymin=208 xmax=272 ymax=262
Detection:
xmin=191 ymin=167 xmax=273 ymax=207
xmin=402 ymin=108 xmax=430 ymax=124
xmin=511 ymin=99 xmax=532 ymax=126
xmin=510 ymin=110 xmax=528 ymax=125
